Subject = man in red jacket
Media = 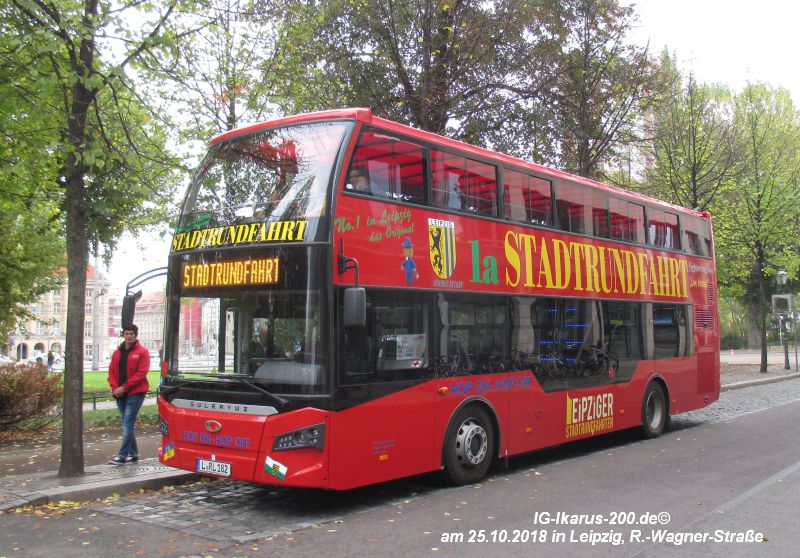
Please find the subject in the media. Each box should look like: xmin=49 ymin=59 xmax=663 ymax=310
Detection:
xmin=107 ymin=324 xmax=150 ymax=465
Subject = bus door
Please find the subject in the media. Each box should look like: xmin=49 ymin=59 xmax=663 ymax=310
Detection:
xmin=331 ymin=290 xmax=438 ymax=488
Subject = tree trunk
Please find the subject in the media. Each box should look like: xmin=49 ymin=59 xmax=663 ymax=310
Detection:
xmin=757 ymin=274 xmax=769 ymax=373
xmin=59 ymin=167 xmax=88 ymax=477
xmin=58 ymin=20 xmax=96 ymax=475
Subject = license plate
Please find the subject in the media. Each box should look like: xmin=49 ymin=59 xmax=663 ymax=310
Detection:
xmin=196 ymin=458 xmax=231 ymax=477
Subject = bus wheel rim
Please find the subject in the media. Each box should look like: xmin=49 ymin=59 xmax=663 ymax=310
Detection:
xmin=646 ymin=391 xmax=663 ymax=429
xmin=455 ymin=419 xmax=487 ymax=467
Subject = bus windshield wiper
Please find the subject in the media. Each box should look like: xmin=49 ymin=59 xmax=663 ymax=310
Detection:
xmin=165 ymin=373 xmax=291 ymax=410
xmin=237 ymin=376 xmax=292 ymax=410
xmin=159 ymin=379 xmax=192 ymax=397
xmin=187 ymin=373 xmax=294 ymax=410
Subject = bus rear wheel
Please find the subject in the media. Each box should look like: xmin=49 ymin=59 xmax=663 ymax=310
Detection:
xmin=443 ymin=405 xmax=495 ymax=485
xmin=641 ymin=381 xmax=668 ymax=438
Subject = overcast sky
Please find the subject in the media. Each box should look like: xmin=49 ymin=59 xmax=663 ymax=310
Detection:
xmin=627 ymin=0 xmax=800 ymax=104
xmin=106 ymin=1 xmax=800 ymax=295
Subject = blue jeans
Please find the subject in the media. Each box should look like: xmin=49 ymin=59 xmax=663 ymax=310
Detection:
xmin=115 ymin=393 xmax=146 ymax=458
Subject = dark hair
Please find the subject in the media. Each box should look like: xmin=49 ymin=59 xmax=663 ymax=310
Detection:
xmin=349 ymin=165 xmax=367 ymax=177
xmin=123 ymin=324 xmax=139 ymax=336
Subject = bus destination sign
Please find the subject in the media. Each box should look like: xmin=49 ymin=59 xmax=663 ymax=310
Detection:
xmin=182 ymin=258 xmax=280 ymax=290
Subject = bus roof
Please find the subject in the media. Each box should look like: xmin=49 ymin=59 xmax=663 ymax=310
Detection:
xmin=210 ymin=108 xmax=709 ymax=219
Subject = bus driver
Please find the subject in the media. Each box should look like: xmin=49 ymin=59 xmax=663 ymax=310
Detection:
xmin=249 ymin=323 xmax=285 ymax=359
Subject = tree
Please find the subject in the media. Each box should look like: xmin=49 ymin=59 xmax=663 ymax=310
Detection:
xmin=264 ymin=0 xmax=562 ymax=137
xmin=715 ymin=84 xmax=800 ymax=371
xmin=550 ymin=0 xmax=656 ymax=179
xmin=137 ymin=0 xmax=281 ymax=140
xmin=0 ymin=21 xmax=68 ymax=341
xmin=2 ymin=0 xmax=179 ymax=477
xmin=643 ymin=53 xmax=741 ymax=211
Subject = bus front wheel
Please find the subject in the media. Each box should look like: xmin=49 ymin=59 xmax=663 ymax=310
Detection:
xmin=442 ymin=405 xmax=495 ymax=485
xmin=641 ymin=381 xmax=668 ymax=438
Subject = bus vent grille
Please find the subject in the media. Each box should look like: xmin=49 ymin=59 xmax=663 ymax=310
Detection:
xmin=695 ymin=309 xmax=715 ymax=329
xmin=707 ymin=283 xmax=716 ymax=303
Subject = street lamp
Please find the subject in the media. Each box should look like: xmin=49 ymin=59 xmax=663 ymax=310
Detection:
xmin=775 ymin=269 xmax=791 ymax=370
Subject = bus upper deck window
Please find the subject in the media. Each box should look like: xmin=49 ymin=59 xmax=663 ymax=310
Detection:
xmin=648 ymin=209 xmax=681 ymax=250
xmin=504 ymin=170 xmax=552 ymax=227
xmin=346 ymin=131 xmax=425 ymax=205
xmin=556 ymin=183 xmax=605 ymax=236
xmin=432 ymin=149 xmax=498 ymax=217
xmin=610 ymin=199 xmax=645 ymax=244
xmin=683 ymin=216 xmax=711 ymax=257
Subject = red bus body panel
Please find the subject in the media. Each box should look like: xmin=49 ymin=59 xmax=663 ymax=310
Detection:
xmin=159 ymin=356 xmax=718 ymax=490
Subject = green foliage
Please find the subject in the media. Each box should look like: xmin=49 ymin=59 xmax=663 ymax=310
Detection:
xmin=718 ymin=297 xmax=750 ymax=349
xmin=711 ymin=84 xmax=800 ymax=361
xmin=255 ymin=0 xmax=653 ymax=178
xmin=0 ymin=363 xmax=63 ymax=429
xmin=265 ymin=0 xmax=561 ymax=136
xmin=715 ymin=85 xmax=800 ymax=298
xmin=551 ymin=0 xmax=658 ymax=178
xmin=2 ymin=0 xmax=182 ymax=476
xmin=643 ymin=52 xmax=740 ymax=211
xmin=0 ymin=9 xmax=69 ymax=341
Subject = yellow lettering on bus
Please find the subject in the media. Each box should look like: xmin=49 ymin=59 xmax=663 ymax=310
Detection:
xmin=648 ymin=255 xmax=659 ymax=296
xmin=537 ymin=239 xmax=553 ymax=288
xmin=583 ymin=244 xmax=600 ymax=293
xmin=598 ymin=247 xmax=614 ymax=294
xmin=637 ymin=252 xmax=650 ymax=295
xmin=504 ymin=231 xmax=522 ymax=287
xmin=521 ymin=233 xmax=537 ymax=287
xmin=283 ymin=221 xmax=296 ymax=240
xmin=570 ymin=242 xmax=585 ymax=291
xmin=294 ymin=220 xmax=308 ymax=240
xmin=552 ymin=239 xmax=571 ymax=289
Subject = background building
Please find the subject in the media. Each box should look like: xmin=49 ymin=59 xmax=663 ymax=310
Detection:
xmin=108 ymin=291 xmax=166 ymax=359
xmin=7 ymin=264 xmax=110 ymax=367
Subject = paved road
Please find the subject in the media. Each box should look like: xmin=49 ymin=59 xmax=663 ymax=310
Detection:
xmin=1 ymin=378 xmax=798 ymax=558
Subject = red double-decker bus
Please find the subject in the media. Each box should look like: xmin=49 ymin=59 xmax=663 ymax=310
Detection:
xmin=155 ymin=108 xmax=719 ymax=489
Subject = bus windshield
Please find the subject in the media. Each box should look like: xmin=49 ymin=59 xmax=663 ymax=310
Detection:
xmin=179 ymin=121 xmax=351 ymax=232
xmin=172 ymin=286 xmax=326 ymax=396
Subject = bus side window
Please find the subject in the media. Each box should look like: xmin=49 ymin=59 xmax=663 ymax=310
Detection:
xmin=340 ymin=290 xmax=431 ymax=384
xmin=609 ymin=198 xmax=645 ymax=243
xmin=432 ymin=150 xmax=498 ymax=217
xmin=556 ymin=183 xmax=606 ymax=236
xmin=683 ymin=215 xmax=712 ymax=257
xmin=346 ymin=130 xmax=425 ymax=204
xmin=652 ymin=304 xmax=691 ymax=358
xmin=648 ymin=208 xmax=681 ymax=250
xmin=342 ymin=326 xmax=373 ymax=379
xmin=504 ymin=170 xmax=553 ymax=227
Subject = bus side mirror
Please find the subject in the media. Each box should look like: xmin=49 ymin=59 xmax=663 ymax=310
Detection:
xmin=122 ymin=290 xmax=143 ymax=329
xmin=343 ymin=287 xmax=366 ymax=327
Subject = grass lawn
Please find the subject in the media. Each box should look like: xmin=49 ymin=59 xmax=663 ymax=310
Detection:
xmin=80 ymin=370 xmax=162 ymax=393
xmin=84 ymin=404 xmax=160 ymax=427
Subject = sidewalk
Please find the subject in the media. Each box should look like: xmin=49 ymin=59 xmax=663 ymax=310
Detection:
xmin=0 ymin=458 xmax=196 ymax=512
xmin=1 ymin=362 xmax=798 ymax=513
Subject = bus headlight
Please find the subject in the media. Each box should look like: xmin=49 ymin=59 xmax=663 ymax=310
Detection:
xmin=272 ymin=423 xmax=326 ymax=451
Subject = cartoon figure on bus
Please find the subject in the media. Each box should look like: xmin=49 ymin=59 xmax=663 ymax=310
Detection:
xmin=401 ymin=237 xmax=419 ymax=285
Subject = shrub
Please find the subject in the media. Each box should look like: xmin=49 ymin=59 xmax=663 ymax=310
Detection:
xmin=720 ymin=333 xmax=747 ymax=350
xmin=0 ymin=362 xmax=63 ymax=429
